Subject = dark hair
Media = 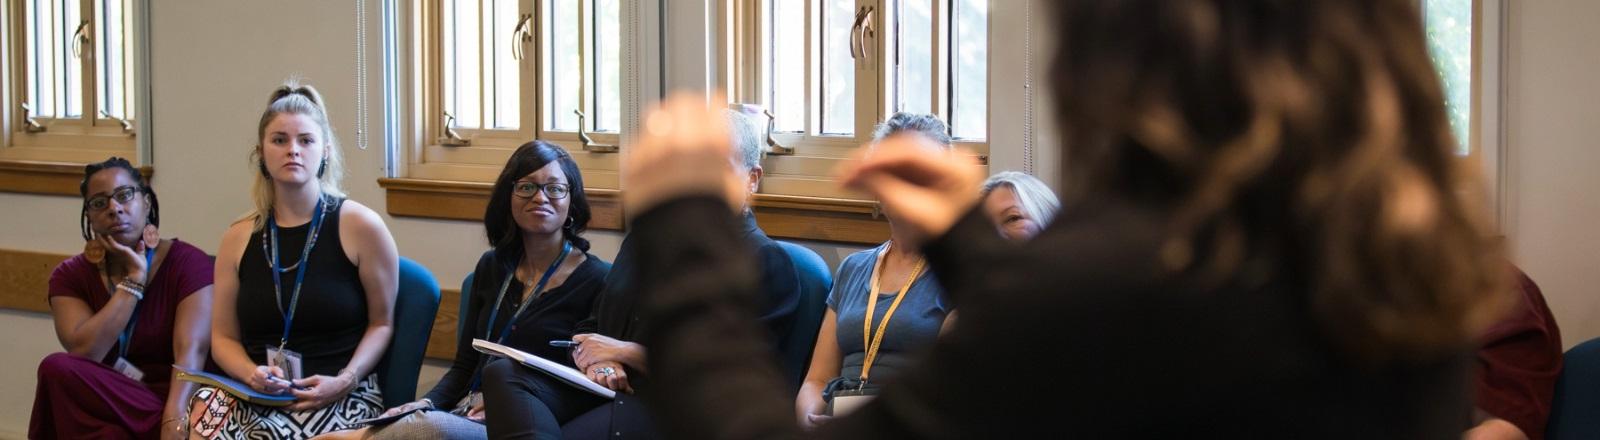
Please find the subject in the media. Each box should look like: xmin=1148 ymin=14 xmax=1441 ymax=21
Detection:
xmin=871 ymin=112 xmax=952 ymax=146
xmin=79 ymin=157 xmax=158 ymax=241
xmin=484 ymin=141 xmax=591 ymax=267
xmin=1049 ymin=0 xmax=1503 ymax=365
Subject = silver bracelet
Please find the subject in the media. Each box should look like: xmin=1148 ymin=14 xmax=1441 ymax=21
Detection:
xmin=115 ymin=282 xmax=144 ymax=301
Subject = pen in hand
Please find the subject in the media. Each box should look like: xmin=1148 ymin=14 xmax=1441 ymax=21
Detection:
xmin=549 ymin=340 xmax=580 ymax=349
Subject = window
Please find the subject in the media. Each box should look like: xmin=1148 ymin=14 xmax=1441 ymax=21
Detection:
xmin=408 ymin=0 xmax=622 ymax=187
xmin=1 ymin=0 xmax=137 ymax=164
xmin=723 ymin=0 xmax=989 ymax=200
xmin=1423 ymin=0 xmax=1472 ymax=155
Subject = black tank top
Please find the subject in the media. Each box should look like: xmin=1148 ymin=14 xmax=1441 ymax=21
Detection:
xmin=237 ymin=197 xmax=367 ymax=377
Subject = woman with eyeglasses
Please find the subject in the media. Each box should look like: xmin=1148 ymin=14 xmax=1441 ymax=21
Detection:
xmin=196 ymin=82 xmax=399 ymax=438
xmin=31 ymin=157 xmax=215 ymax=440
xmin=318 ymin=141 xmax=611 ymax=440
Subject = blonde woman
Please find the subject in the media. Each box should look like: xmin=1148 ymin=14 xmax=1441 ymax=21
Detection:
xmin=193 ymin=82 xmax=399 ymax=438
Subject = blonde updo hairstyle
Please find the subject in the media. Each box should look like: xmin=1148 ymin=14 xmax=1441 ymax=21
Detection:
xmin=246 ymin=81 xmax=346 ymax=231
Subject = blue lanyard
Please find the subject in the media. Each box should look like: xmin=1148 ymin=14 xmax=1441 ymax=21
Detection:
xmin=486 ymin=241 xmax=571 ymax=343
xmin=266 ymin=196 xmax=328 ymax=351
xmin=115 ymin=247 xmax=157 ymax=360
xmin=470 ymin=241 xmax=571 ymax=391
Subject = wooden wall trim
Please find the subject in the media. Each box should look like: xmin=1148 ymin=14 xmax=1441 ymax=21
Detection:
xmin=379 ymin=177 xmax=890 ymax=245
xmin=426 ymin=287 xmax=461 ymax=360
xmin=0 ymin=159 xmax=153 ymax=196
xmin=379 ymin=177 xmax=625 ymax=231
xmin=1 ymin=247 xmax=465 ymax=362
xmin=0 ymin=248 xmax=66 ymax=313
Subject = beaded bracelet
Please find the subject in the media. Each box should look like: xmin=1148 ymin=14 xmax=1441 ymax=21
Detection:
xmin=115 ymin=282 xmax=144 ymax=301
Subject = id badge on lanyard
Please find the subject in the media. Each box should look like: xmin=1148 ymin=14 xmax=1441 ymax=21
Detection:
xmin=263 ymin=196 xmax=326 ymax=380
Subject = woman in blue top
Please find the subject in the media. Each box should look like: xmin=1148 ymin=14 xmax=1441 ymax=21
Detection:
xmin=794 ymin=113 xmax=956 ymax=429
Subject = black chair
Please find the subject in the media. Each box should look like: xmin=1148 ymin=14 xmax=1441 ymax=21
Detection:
xmin=1548 ymin=337 xmax=1600 ymax=439
xmin=775 ymin=241 xmax=834 ymax=393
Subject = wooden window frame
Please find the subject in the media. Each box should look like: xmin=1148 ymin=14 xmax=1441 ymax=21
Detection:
xmin=719 ymin=0 xmax=988 ymax=201
xmin=0 ymin=0 xmax=143 ymax=195
xmin=405 ymin=0 xmax=621 ymax=189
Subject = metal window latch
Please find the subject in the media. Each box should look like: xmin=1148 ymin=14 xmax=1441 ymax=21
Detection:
xmin=71 ymin=21 xmax=90 ymax=59
xmin=762 ymin=108 xmax=792 ymax=156
xmin=21 ymin=103 xmax=45 ymax=133
xmin=573 ymin=110 xmax=618 ymax=153
xmin=438 ymin=112 xmax=471 ymax=146
xmin=850 ymin=6 xmax=875 ymax=61
xmin=511 ymin=14 xmax=533 ymax=60
xmin=100 ymin=111 xmax=133 ymax=135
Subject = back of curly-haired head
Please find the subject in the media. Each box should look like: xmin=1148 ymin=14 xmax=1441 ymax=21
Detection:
xmin=1049 ymin=0 xmax=1504 ymax=366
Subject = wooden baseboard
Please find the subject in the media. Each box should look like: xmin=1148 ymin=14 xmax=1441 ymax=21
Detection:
xmin=426 ymin=288 xmax=462 ymax=360
xmin=0 ymin=248 xmax=66 ymax=313
xmin=0 ymin=247 xmax=463 ymax=361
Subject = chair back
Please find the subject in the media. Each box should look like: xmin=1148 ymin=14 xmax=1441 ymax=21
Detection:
xmin=1549 ymin=337 xmax=1600 ymax=439
xmin=374 ymin=257 xmax=441 ymax=408
xmin=775 ymin=241 xmax=833 ymax=392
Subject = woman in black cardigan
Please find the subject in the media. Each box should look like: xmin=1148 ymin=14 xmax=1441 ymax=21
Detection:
xmin=616 ymin=0 xmax=1507 ymax=437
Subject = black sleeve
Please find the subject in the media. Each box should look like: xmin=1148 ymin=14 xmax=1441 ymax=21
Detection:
xmin=754 ymin=240 xmax=802 ymax=344
xmin=572 ymin=295 xmax=602 ymax=335
xmin=636 ymin=197 xmax=802 ymax=440
xmin=423 ymin=253 xmax=495 ymax=408
xmin=921 ymin=207 xmax=1010 ymax=310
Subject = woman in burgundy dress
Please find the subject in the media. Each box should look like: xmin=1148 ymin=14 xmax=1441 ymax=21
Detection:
xmin=31 ymin=157 xmax=215 ymax=439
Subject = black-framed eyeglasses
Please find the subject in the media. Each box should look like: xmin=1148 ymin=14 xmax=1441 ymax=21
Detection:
xmin=513 ymin=181 xmax=570 ymax=200
xmin=86 ymin=186 xmax=141 ymax=211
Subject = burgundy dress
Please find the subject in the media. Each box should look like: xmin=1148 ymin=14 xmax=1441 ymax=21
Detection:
xmin=30 ymin=239 xmax=213 ymax=440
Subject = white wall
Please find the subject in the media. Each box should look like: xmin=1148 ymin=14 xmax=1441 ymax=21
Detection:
xmin=1503 ymin=0 xmax=1600 ymax=349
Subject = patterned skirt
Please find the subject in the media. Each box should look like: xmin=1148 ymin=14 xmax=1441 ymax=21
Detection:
xmin=189 ymin=374 xmax=384 ymax=439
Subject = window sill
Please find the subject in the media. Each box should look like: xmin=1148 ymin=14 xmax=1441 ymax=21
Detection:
xmin=0 ymin=159 xmax=152 ymax=196
xmin=379 ymin=177 xmax=890 ymax=245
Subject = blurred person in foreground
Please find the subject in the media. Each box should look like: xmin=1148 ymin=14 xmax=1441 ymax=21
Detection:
xmin=617 ymin=0 xmax=1507 ymax=437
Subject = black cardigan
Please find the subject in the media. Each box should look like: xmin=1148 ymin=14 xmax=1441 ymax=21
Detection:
xmin=422 ymin=250 xmax=610 ymax=408
xmin=635 ymin=196 xmax=1473 ymax=439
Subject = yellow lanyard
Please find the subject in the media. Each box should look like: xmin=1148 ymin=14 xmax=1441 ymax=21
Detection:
xmin=860 ymin=244 xmax=925 ymax=385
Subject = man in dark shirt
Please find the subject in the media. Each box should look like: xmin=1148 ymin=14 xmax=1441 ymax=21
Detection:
xmin=570 ymin=109 xmax=802 ymax=383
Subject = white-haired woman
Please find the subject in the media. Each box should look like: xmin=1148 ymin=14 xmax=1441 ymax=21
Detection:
xmin=979 ymin=171 xmax=1060 ymax=241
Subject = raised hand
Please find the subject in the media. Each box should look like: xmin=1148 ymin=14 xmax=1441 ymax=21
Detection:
xmin=620 ymin=92 xmax=747 ymax=217
xmin=837 ymin=134 xmax=985 ymax=247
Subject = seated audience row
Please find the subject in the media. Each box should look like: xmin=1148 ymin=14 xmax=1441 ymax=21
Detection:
xmin=32 ymin=4 xmax=1568 ymax=433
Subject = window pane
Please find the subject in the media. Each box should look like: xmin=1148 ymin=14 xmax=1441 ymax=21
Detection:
xmin=546 ymin=0 xmax=580 ymax=131
xmin=488 ymin=0 xmax=519 ymax=129
xmin=443 ymin=0 xmax=482 ymax=129
xmin=896 ymin=0 xmax=931 ymax=115
xmin=594 ymin=0 xmax=620 ymax=132
xmin=26 ymin=0 xmax=85 ymax=119
xmin=820 ymin=0 xmax=855 ymax=135
xmin=1425 ymin=0 xmax=1471 ymax=155
xmin=767 ymin=0 xmax=804 ymax=133
xmin=951 ymin=0 xmax=986 ymax=140
xmin=96 ymin=0 xmax=132 ymax=120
